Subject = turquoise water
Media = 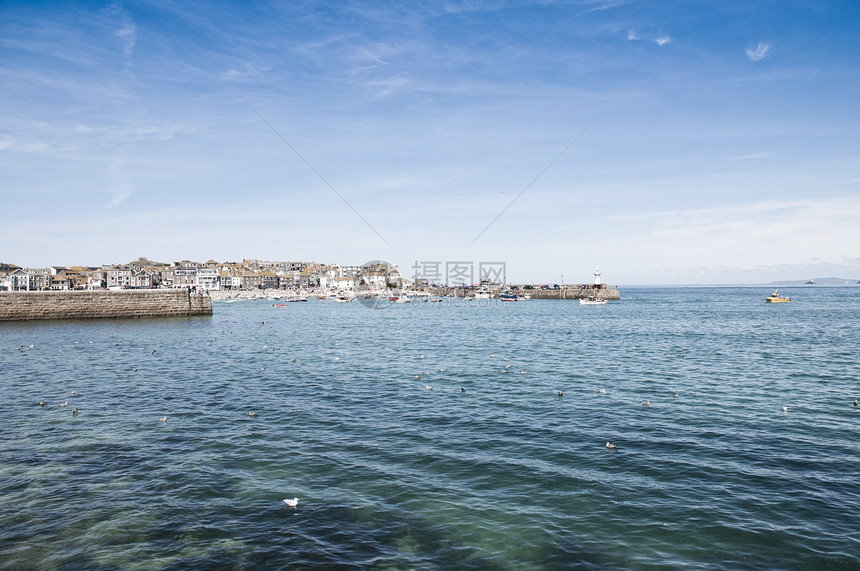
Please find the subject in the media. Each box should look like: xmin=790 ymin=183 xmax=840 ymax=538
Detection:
xmin=2 ymin=287 xmax=859 ymax=569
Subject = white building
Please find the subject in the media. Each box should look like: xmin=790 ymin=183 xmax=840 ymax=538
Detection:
xmin=196 ymin=268 xmax=221 ymax=291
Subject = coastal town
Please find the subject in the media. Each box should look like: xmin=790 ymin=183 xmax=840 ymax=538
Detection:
xmin=0 ymin=258 xmax=617 ymax=300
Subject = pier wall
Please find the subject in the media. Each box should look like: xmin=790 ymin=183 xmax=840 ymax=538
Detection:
xmin=434 ymin=285 xmax=620 ymax=300
xmin=524 ymin=287 xmax=620 ymax=300
xmin=0 ymin=289 xmax=212 ymax=321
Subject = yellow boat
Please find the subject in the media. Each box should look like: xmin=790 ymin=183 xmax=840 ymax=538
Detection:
xmin=766 ymin=288 xmax=790 ymax=303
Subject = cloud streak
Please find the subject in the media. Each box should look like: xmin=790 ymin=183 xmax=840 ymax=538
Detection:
xmin=746 ymin=42 xmax=770 ymax=61
xmin=655 ymin=33 xmax=671 ymax=47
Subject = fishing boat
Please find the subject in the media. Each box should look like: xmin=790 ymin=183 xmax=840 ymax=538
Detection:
xmin=580 ymin=297 xmax=607 ymax=305
xmin=766 ymin=289 xmax=790 ymax=303
xmin=473 ymin=289 xmax=492 ymax=299
xmin=499 ymin=293 xmax=519 ymax=301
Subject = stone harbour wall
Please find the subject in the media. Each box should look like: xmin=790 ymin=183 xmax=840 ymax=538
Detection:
xmin=0 ymin=289 xmax=212 ymax=321
xmin=523 ymin=287 xmax=620 ymax=300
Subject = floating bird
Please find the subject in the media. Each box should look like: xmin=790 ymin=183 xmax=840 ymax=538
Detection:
xmin=439 ymin=369 xmax=446 ymax=372
xmin=334 ymin=357 xmax=340 ymax=361
xmin=132 ymin=367 xmax=137 ymax=372
xmin=158 ymin=416 xmax=167 ymax=422
xmin=283 ymin=497 xmax=299 ymax=508
xmin=502 ymin=370 xmax=510 ymax=374
xmin=39 ymin=401 xmax=45 ymax=406
xmin=425 ymin=385 xmax=433 ymax=390
xmin=72 ymin=408 xmax=78 ymax=415
xmin=597 ymin=389 xmax=606 ymax=394
xmin=505 ymin=364 xmax=512 ymax=369
xmin=782 ymin=406 xmax=788 ymax=412
xmin=854 ymin=400 xmax=858 ymax=407
xmin=461 ymin=387 xmax=466 ymax=393
xmin=420 ymin=354 xmax=425 ymax=358
xmin=606 ymin=442 xmax=617 ymax=449
xmin=249 ymin=411 xmax=258 ymax=417
xmin=291 ymin=359 xmax=296 ymax=362
xmin=151 ymin=349 xmax=157 ymax=355
xmin=673 ymin=393 xmax=679 ymax=399
xmin=415 ymin=375 xmax=420 ymax=380
xmin=520 ymin=370 xmax=526 ymax=375
xmin=424 ymin=371 xmax=430 ymax=375
xmin=59 ymin=401 xmax=68 ymax=408
xmin=641 ymin=400 xmax=650 ymax=406
xmin=261 ymin=367 xmax=266 ymax=371
xmin=489 ymin=354 xmax=496 ymax=358
xmin=557 ymin=391 xmax=564 ymax=397
xmin=69 ymin=390 xmax=76 ymax=396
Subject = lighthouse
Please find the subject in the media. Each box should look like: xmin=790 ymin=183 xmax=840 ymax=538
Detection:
xmin=593 ymin=266 xmax=601 ymax=286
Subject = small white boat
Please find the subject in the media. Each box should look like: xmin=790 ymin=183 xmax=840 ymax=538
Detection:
xmin=473 ymin=289 xmax=492 ymax=299
xmin=580 ymin=297 xmax=607 ymax=305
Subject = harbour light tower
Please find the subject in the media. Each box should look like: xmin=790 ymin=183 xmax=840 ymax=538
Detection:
xmin=593 ymin=266 xmax=601 ymax=286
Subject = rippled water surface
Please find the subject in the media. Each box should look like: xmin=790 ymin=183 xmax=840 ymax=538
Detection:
xmin=2 ymin=287 xmax=859 ymax=569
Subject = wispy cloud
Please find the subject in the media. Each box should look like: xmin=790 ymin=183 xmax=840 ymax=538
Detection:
xmin=627 ymin=29 xmax=638 ymax=41
xmin=746 ymin=41 xmax=771 ymax=61
xmin=106 ymin=157 xmax=134 ymax=209
xmin=655 ymin=33 xmax=671 ymax=47
xmin=576 ymin=2 xmax=625 ymax=17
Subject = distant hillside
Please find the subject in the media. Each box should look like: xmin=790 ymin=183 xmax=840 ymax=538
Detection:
xmin=767 ymin=277 xmax=860 ymax=286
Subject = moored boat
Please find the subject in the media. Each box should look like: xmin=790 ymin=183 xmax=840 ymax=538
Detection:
xmin=766 ymin=289 xmax=790 ymax=303
xmin=580 ymin=297 xmax=607 ymax=305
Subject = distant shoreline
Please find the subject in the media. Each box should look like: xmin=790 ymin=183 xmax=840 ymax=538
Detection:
xmin=617 ymin=283 xmax=860 ymax=288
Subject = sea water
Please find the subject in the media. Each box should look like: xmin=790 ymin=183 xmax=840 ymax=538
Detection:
xmin=1 ymin=287 xmax=858 ymax=569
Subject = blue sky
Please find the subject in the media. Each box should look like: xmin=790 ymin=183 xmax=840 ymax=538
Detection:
xmin=2 ymin=1 xmax=859 ymax=284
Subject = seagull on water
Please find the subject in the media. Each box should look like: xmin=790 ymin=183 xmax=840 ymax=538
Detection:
xmin=39 ymin=401 xmax=45 ymax=406
xmin=283 ymin=497 xmax=299 ymax=508
xmin=60 ymin=401 xmax=68 ymax=408
xmin=782 ymin=406 xmax=788 ymax=412
xmin=249 ymin=411 xmax=258 ymax=417
xmin=854 ymin=400 xmax=858 ymax=407
xmin=597 ymin=389 xmax=606 ymax=394
xmin=425 ymin=385 xmax=433 ymax=390
xmin=641 ymin=400 xmax=651 ymax=406
xmin=606 ymin=442 xmax=618 ymax=449
xmin=72 ymin=408 xmax=78 ymax=415
xmin=158 ymin=416 xmax=167 ymax=422
xmin=557 ymin=391 xmax=564 ymax=397
xmin=69 ymin=390 xmax=76 ymax=396
xmin=461 ymin=387 xmax=466 ymax=392
xmin=673 ymin=393 xmax=679 ymax=398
